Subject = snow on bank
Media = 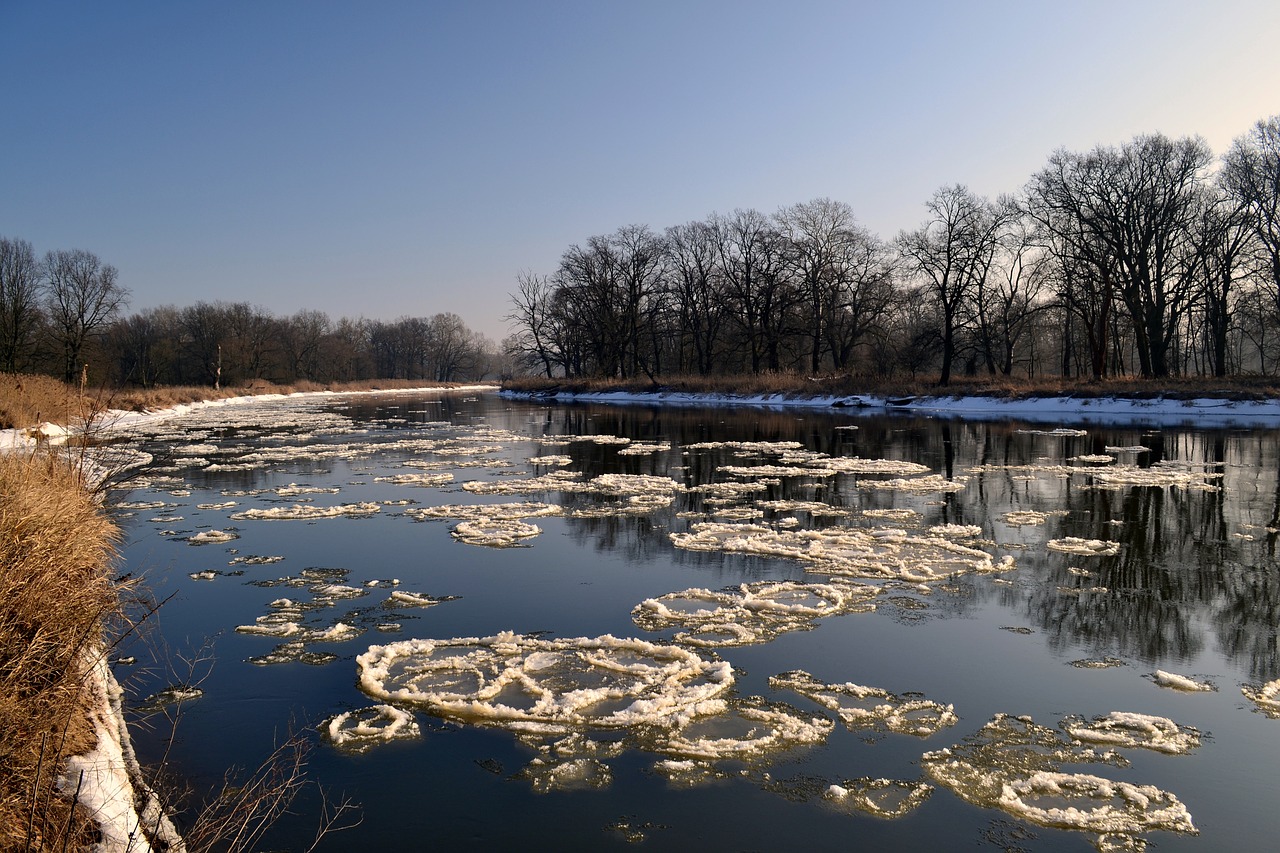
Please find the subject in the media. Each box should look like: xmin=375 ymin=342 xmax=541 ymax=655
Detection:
xmin=502 ymin=388 xmax=1280 ymax=428
xmin=61 ymin=653 xmax=184 ymax=853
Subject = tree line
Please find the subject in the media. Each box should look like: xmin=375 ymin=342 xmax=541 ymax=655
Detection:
xmin=505 ymin=115 xmax=1280 ymax=384
xmin=0 ymin=241 xmax=504 ymax=387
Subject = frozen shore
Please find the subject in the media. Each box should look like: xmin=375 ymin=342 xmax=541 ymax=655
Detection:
xmin=501 ymin=388 xmax=1280 ymax=429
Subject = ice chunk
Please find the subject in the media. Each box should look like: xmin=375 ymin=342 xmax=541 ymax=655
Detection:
xmin=188 ymin=529 xmax=239 ymax=545
xmin=1150 ymin=670 xmax=1215 ymax=692
xmin=823 ymin=778 xmax=934 ymax=819
xmin=770 ymin=670 xmax=957 ymax=737
xmin=356 ymin=632 xmax=733 ymax=734
xmin=997 ymin=771 xmax=1196 ymax=836
xmin=231 ymin=502 xmax=381 ymax=520
xmin=451 ymin=518 xmax=542 ymax=547
xmin=323 ymin=704 xmax=421 ymax=753
xmin=1241 ymin=678 xmax=1280 ymax=717
xmin=1047 ymin=538 xmax=1120 ymax=556
xmin=1062 ymin=712 xmax=1201 ymax=754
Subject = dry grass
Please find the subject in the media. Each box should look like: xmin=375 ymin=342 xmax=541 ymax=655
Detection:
xmin=502 ymin=371 xmax=1280 ymax=402
xmin=0 ymin=373 xmax=490 ymax=432
xmin=0 ymin=373 xmax=102 ymax=431
xmin=0 ymin=451 xmax=122 ymax=850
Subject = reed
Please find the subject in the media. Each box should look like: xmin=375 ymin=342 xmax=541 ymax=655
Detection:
xmin=0 ymin=451 xmax=122 ymax=849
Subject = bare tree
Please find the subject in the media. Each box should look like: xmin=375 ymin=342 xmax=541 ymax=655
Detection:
xmin=43 ymin=249 xmax=128 ymax=383
xmin=897 ymin=185 xmax=1006 ymax=385
xmin=1221 ymin=115 xmax=1280 ymax=315
xmin=712 ymin=209 xmax=796 ymax=373
xmin=664 ymin=220 xmax=726 ymax=375
xmin=0 ymin=237 xmax=45 ymax=372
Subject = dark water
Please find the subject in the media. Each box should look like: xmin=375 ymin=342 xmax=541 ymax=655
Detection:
xmin=108 ymin=392 xmax=1280 ymax=852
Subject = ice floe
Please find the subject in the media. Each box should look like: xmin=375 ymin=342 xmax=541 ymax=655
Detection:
xmin=770 ymin=670 xmax=957 ymax=737
xmin=451 ymin=518 xmax=543 ymax=547
xmin=1150 ymin=670 xmax=1215 ymax=693
xmin=1061 ymin=712 xmax=1200 ymax=754
xmin=1047 ymin=538 xmax=1120 ymax=556
xmin=231 ymin=502 xmax=382 ymax=520
xmin=823 ymin=778 xmax=934 ymax=819
xmin=323 ymin=704 xmax=421 ymax=752
xmin=1241 ymin=678 xmax=1280 ymax=717
xmin=922 ymin=714 xmax=1196 ymax=849
xmin=632 ymin=580 xmax=880 ymax=647
xmin=356 ymin=632 xmax=733 ymax=735
xmin=187 ymin=529 xmax=239 ymax=545
xmin=670 ymin=521 xmax=1014 ymax=583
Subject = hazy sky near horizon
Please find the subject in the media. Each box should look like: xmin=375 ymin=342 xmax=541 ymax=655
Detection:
xmin=4 ymin=0 xmax=1279 ymax=342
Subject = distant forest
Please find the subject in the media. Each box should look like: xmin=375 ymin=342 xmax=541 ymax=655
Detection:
xmin=0 ymin=243 xmax=508 ymax=387
xmin=506 ymin=115 xmax=1280 ymax=385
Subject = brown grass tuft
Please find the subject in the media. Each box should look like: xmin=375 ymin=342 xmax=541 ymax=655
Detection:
xmin=0 ymin=373 xmax=102 ymax=431
xmin=0 ymin=451 xmax=122 ymax=850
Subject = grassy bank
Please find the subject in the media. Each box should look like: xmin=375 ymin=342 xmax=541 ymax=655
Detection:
xmin=0 ymin=452 xmax=122 ymax=849
xmin=1 ymin=373 xmax=492 ymax=430
xmin=502 ymin=372 xmax=1280 ymax=401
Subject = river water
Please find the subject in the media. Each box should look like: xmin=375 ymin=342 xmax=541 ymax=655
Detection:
xmin=106 ymin=390 xmax=1280 ymax=852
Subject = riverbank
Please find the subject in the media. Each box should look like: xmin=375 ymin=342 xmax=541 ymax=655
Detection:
xmin=501 ymin=375 xmax=1280 ymax=427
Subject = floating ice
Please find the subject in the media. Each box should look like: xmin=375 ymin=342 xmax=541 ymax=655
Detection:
xmin=652 ymin=696 xmax=833 ymax=760
xmin=685 ymin=440 xmax=805 ymax=453
xmin=922 ymin=713 xmax=1195 ymax=848
xmin=670 ymin=522 xmax=1013 ymax=583
xmin=718 ymin=464 xmax=838 ymax=478
xmin=356 ymin=632 xmax=733 ymax=735
xmin=136 ymin=685 xmax=204 ymax=712
xmin=823 ymin=778 xmax=934 ymax=819
xmin=276 ymin=484 xmax=341 ymax=496
xmin=228 ymin=554 xmax=284 ymax=565
xmin=187 ymin=529 xmax=239 ymax=545
xmin=373 ymin=472 xmax=455 ymax=486
xmin=633 ymin=580 xmax=879 ymax=647
xmin=756 ymin=500 xmax=853 ymax=517
xmin=865 ymin=474 xmax=967 ymax=493
xmin=812 ymin=458 xmax=931 ymax=475
xmin=1017 ymin=428 xmax=1088 ymax=437
xmin=527 ymin=454 xmax=572 ymax=465
xmin=1071 ymin=455 xmax=1115 ymax=464
xmin=1241 ymin=678 xmax=1280 ymax=717
xmin=323 ymin=705 xmax=422 ymax=753
xmin=1047 ymin=538 xmax=1120 ymax=556
xmin=862 ymin=508 xmax=921 ymax=522
xmin=1151 ymin=670 xmax=1215 ymax=693
xmin=231 ymin=502 xmax=382 ymax=520
xmin=1085 ymin=465 xmax=1222 ymax=491
xmin=1062 ymin=712 xmax=1200 ymax=755
xmin=407 ymin=501 xmax=561 ymax=522
xmin=930 ymin=523 xmax=982 ymax=538
xmin=997 ymin=771 xmax=1196 ymax=837
xmin=385 ymin=590 xmax=449 ymax=608
xmin=451 ymin=519 xmax=542 ymax=547
xmin=1004 ymin=510 xmax=1048 ymax=526
xmin=770 ymin=670 xmax=957 ymax=737
xmin=196 ymin=501 xmax=238 ymax=510
xmin=461 ymin=470 xmax=583 ymax=495
xmin=617 ymin=442 xmax=670 ymax=455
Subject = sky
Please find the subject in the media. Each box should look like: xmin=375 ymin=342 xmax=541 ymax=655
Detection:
xmin=3 ymin=0 xmax=1279 ymax=343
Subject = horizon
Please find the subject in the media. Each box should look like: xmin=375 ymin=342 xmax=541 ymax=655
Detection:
xmin=4 ymin=0 xmax=1279 ymax=342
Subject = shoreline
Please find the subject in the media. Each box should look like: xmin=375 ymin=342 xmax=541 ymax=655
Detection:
xmin=500 ymin=388 xmax=1280 ymax=428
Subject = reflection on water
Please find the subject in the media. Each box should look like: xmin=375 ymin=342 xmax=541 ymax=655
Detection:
xmin=107 ymin=393 xmax=1280 ymax=851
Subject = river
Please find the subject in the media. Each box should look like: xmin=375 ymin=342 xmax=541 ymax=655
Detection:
xmin=106 ymin=390 xmax=1280 ymax=852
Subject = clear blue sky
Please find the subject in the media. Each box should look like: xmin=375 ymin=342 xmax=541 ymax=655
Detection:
xmin=3 ymin=0 xmax=1278 ymax=342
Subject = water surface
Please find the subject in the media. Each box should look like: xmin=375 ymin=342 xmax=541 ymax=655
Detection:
xmin=109 ymin=392 xmax=1280 ymax=851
